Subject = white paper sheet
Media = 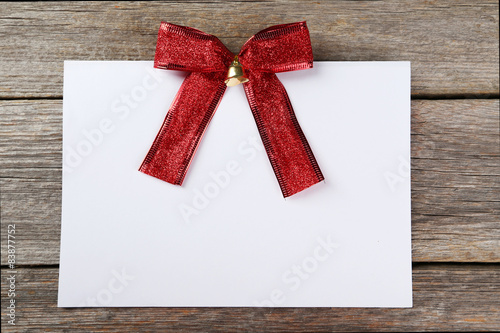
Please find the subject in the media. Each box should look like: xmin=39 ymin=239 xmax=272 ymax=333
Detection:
xmin=58 ymin=61 xmax=412 ymax=307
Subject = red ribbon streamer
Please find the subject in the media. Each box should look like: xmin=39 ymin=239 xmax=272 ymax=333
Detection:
xmin=140 ymin=22 xmax=324 ymax=197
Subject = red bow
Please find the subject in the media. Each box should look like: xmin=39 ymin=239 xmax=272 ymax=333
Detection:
xmin=140 ymin=22 xmax=324 ymax=197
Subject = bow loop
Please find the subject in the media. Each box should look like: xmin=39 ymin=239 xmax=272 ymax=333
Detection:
xmin=154 ymin=22 xmax=233 ymax=72
xmin=238 ymin=22 xmax=313 ymax=73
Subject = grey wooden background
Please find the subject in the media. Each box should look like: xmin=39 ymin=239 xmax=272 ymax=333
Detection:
xmin=1 ymin=1 xmax=499 ymax=331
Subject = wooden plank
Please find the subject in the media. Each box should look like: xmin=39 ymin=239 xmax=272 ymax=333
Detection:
xmin=1 ymin=265 xmax=499 ymax=331
xmin=411 ymin=99 xmax=500 ymax=262
xmin=0 ymin=0 xmax=498 ymax=98
xmin=0 ymin=99 xmax=498 ymax=264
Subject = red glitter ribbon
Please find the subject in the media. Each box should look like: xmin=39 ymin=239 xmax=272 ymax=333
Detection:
xmin=140 ymin=22 xmax=324 ymax=197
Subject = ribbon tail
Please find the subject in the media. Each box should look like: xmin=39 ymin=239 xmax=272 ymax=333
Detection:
xmin=140 ymin=71 xmax=227 ymax=185
xmin=243 ymin=72 xmax=324 ymax=197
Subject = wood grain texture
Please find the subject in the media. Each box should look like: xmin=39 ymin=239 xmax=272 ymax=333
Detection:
xmin=0 ymin=1 xmax=498 ymax=98
xmin=1 ymin=265 xmax=499 ymax=331
xmin=1 ymin=99 xmax=498 ymax=265
xmin=1 ymin=1 xmax=499 ymax=330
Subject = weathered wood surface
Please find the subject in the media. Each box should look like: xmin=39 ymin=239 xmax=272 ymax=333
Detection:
xmin=1 ymin=265 xmax=499 ymax=331
xmin=0 ymin=1 xmax=498 ymax=98
xmin=1 ymin=99 xmax=498 ymax=265
xmin=1 ymin=0 xmax=499 ymax=331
